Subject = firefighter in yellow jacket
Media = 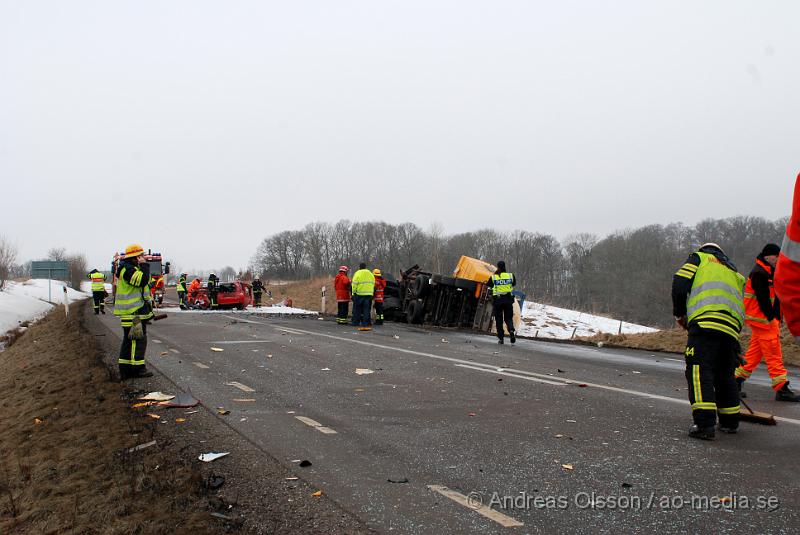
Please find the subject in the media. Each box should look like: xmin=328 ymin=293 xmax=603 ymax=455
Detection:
xmin=114 ymin=244 xmax=154 ymax=379
xmin=87 ymin=269 xmax=107 ymax=315
xmin=672 ymin=243 xmax=746 ymax=440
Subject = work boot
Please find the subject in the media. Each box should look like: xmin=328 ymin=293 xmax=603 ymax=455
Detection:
xmin=510 ymin=331 xmax=516 ymax=344
xmin=718 ymin=425 xmax=738 ymax=434
xmin=498 ymin=339 xmax=504 ymax=345
xmin=136 ymin=370 xmax=154 ymax=378
xmin=737 ymin=377 xmax=747 ymax=399
xmin=776 ymin=383 xmax=800 ymax=402
xmin=101 ymin=308 xmax=105 ymax=314
xmin=688 ymin=424 xmax=715 ymax=441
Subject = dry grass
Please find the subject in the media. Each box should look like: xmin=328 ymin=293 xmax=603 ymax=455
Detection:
xmin=263 ymin=277 xmax=337 ymax=315
xmin=0 ymin=305 xmax=214 ymax=534
xmin=582 ymin=325 xmax=800 ymax=367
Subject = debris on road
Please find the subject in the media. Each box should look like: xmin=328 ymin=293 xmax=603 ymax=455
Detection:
xmin=199 ymin=452 xmax=230 ymax=462
xmin=146 ymin=413 xmax=161 ymax=420
xmin=312 ymin=490 xmax=322 ymax=497
xmin=298 ymin=460 xmax=312 ymax=467
xmin=632 ymin=371 xmax=642 ymax=374
xmin=233 ymin=398 xmax=256 ymax=402
xmin=160 ymin=351 xmax=168 ymax=356
xmin=393 ymin=335 xmax=400 ymax=339
xmin=210 ymin=347 xmax=224 ymax=352
xmin=388 ymin=478 xmax=409 ymax=484
xmin=621 ymin=482 xmax=632 ymax=488
xmin=139 ymin=392 xmax=175 ymax=401
xmin=267 ymin=354 xmax=273 ymax=358
xmin=217 ymin=408 xmax=231 ymax=415
xmin=175 ymin=418 xmax=186 ymax=423
xmin=286 ymin=477 xmax=299 ymax=481
xmin=127 ymin=440 xmax=157 ymax=453
xmin=34 ymin=417 xmax=43 ymax=425
xmin=441 ymin=338 xmax=449 ymax=343
xmin=321 ymin=367 xmax=331 ymax=371
xmin=468 ymin=412 xmax=476 ymax=417
xmin=355 ymin=368 xmax=374 ymax=375
xmin=561 ymin=464 xmax=574 ymax=471
xmin=161 ymin=393 xmax=200 ymax=408
xmin=131 ymin=401 xmax=158 ymax=408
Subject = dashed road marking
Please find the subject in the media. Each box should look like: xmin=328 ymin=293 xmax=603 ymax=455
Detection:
xmin=193 ymin=362 xmax=210 ymax=369
xmin=427 ymin=485 xmax=523 ymax=528
xmin=208 ymin=340 xmax=272 ymax=344
xmin=294 ymin=415 xmax=338 ymax=434
xmin=225 ymin=381 xmax=255 ymax=393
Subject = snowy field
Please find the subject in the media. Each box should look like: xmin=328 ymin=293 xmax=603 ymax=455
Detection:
xmin=159 ymin=306 xmax=318 ymax=316
xmin=518 ymin=301 xmax=658 ymax=339
xmin=0 ymin=279 xmax=91 ymax=337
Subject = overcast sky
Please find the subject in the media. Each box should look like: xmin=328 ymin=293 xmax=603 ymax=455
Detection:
xmin=2 ymin=1 xmax=798 ymax=272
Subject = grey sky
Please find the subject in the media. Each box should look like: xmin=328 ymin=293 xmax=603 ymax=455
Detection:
xmin=2 ymin=1 xmax=798 ymax=272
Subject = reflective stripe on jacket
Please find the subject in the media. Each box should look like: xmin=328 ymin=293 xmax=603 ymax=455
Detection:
xmin=744 ymin=259 xmax=777 ymax=328
xmin=374 ymin=277 xmax=386 ymax=302
xmin=114 ymin=265 xmax=154 ymax=322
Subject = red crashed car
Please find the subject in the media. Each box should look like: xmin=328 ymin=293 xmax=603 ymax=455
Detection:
xmin=189 ymin=281 xmax=253 ymax=310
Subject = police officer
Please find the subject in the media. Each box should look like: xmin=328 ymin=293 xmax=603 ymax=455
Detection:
xmin=252 ymin=277 xmax=265 ymax=307
xmin=207 ymin=272 xmax=219 ymax=309
xmin=114 ymin=243 xmax=155 ymax=379
xmin=487 ymin=261 xmax=516 ymax=344
xmin=87 ymin=269 xmax=107 ymax=314
xmin=672 ymin=243 xmax=746 ymax=440
xmin=177 ymin=273 xmax=188 ymax=310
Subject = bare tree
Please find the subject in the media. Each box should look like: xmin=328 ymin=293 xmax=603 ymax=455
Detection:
xmin=67 ymin=253 xmax=87 ymax=290
xmin=0 ymin=235 xmax=19 ymax=291
xmin=47 ymin=247 xmax=67 ymax=261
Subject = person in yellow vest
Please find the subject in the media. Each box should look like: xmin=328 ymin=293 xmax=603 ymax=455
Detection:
xmin=735 ymin=244 xmax=799 ymax=402
xmin=177 ymin=273 xmax=188 ymax=310
xmin=487 ymin=261 xmax=516 ymax=345
xmin=350 ymin=263 xmax=375 ymax=331
xmin=114 ymin=243 xmax=155 ymax=379
xmin=87 ymin=269 xmax=107 ymax=315
xmin=672 ymin=243 xmax=746 ymax=440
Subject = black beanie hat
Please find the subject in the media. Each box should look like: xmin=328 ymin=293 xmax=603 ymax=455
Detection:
xmin=761 ymin=243 xmax=781 ymax=257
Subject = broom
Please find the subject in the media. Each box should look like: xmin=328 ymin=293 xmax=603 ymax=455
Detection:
xmin=740 ymin=398 xmax=777 ymax=425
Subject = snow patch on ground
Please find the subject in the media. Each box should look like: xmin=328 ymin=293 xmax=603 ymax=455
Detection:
xmin=518 ymin=301 xmax=658 ymax=339
xmin=0 ymin=279 xmax=91 ymax=337
xmin=159 ymin=306 xmax=318 ymax=316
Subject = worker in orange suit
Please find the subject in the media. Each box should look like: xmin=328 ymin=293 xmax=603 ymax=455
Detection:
xmin=373 ymin=268 xmax=386 ymax=325
xmin=188 ymin=277 xmax=202 ymax=306
xmin=334 ymin=266 xmax=351 ymax=325
xmin=735 ymin=243 xmax=799 ymax=402
xmin=776 ymin=173 xmax=800 ymax=347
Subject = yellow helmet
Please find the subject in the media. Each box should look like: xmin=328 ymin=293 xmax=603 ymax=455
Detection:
xmin=372 ymin=268 xmax=382 ymax=277
xmin=125 ymin=243 xmax=144 ymax=258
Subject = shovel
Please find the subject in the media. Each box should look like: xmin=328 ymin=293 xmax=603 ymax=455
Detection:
xmin=739 ymin=398 xmax=776 ymax=425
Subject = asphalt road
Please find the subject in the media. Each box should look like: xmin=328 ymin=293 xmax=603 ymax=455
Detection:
xmin=97 ymin=307 xmax=800 ymax=534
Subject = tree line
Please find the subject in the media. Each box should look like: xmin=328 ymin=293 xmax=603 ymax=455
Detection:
xmin=252 ymin=216 xmax=787 ymax=328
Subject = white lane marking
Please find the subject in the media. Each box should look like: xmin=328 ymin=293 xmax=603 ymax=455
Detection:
xmin=665 ymin=358 xmax=683 ymax=362
xmin=295 ymin=415 xmax=338 ymax=434
xmin=455 ymin=364 xmax=567 ymax=386
xmin=225 ymin=381 xmax=255 ymax=393
xmin=260 ymin=324 xmax=800 ymax=427
xmin=194 ymin=362 xmax=210 ymax=369
xmin=427 ymin=485 xmax=524 ymax=528
xmin=277 ymin=327 xmax=305 ymax=335
xmin=208 ymin=340 xmax=272 ymax=344
xmin=169 ymin=349 xmax=180 ymax=354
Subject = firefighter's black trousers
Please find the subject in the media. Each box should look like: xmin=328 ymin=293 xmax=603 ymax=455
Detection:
xmin=684 ymin=325 xmax=741 ymax=429
xmin=209 ymin=289 xmax=218 ymax=308
xmin=119 ymin=321 xmax=148 ymax=379
xmin=337 ymin=302 xmax=349 ymax=324
xmin=92 ymin=291 xmax=105 ymax=314
xmin=177 ymin=290 xmax=186 ymax=308
xmin=253 ymin=291 xmax=262 ymax=306
xmin=493 ymin=302 xmax=515 ymax=340
xmin=374 ymin=301 xmax=384 ymax=325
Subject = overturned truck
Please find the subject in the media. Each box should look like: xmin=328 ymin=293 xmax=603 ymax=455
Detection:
xmin=381 ymin=256 xmax=521 ymax=333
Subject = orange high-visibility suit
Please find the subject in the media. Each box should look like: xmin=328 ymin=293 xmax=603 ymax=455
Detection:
xmin=735 ymin=252 xmax=787 ymax=391
xmin=776 ymin=173 xmax=800 ymax=340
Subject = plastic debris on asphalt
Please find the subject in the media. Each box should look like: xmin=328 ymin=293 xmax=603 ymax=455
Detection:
xmin=161 ymin=393 xmax=200 ymax=408
xmin=146 ymin=413 xmax=161 ymax=420
xmin=298 ymin=460 xmax=312 ymax=467
xmin=562 ymin=464 xmax=574 ymax=471
xmin=217 ymin=408 xmax=230 ymax=415
xmin=199 ymin=452 xmax=230 ymax=462
xmin=139 ymin=392 xmax=175 ymax=402
xmin=210 ymin=347 xmax=224 ymax=352
xmin=127 ymin=440 xmax=157 ymax=453
xmin=312 ymin=490 xmax=322 ymax=497
xmin=355 ymin=368 xmax=374 ymax=375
